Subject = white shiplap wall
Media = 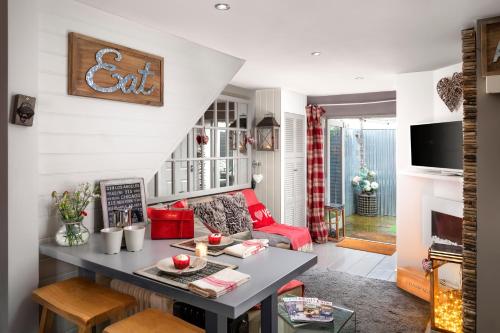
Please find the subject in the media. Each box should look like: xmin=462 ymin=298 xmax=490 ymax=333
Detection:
xmin=254 ymin=89 xmax=282 ymax=221
xmin=254 ymin=89 xmax=306 ymax=224
xmin=37 ymin=0 xmax=244 ymax=291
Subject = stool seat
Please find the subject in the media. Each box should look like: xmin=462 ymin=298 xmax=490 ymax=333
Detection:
xmin=104 ymin=308 xmax=204 ymax=333
xmin=33 ymin=277 xmax=136 ymax=331
xmin=325 ymin=203 xmax=344 ymax=210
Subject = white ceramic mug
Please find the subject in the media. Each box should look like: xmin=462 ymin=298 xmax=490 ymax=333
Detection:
xmin=101 ymin=227 xmax=123 ymax=254
xmin=124 ymin=225 xmax=146 ymax=252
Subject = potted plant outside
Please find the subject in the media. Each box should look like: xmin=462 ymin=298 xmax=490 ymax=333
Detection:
xmin=352 ymin=167 xmax=379 ymax=216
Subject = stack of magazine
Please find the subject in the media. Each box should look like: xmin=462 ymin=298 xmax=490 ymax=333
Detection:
xmin=281 ymin=296 xmax=334 ymax=323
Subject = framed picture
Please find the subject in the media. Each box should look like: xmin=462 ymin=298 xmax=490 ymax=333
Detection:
xmin=100 ymin=178 xmax=147 ymax=228
xmin=68 ymin=32 xmax=164 ymax=106
xmin=479 ymin=16 xmax=500 ymax=77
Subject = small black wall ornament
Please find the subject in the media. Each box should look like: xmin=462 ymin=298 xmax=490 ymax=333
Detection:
xmin=12 ymin=94 xmax=36 ymax=126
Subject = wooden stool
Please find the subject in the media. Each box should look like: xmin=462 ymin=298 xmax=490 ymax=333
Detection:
xmin=104 ymin=308 xmax=204 ymax=333
xmin=32 ymin=277 xmax=137 ymax=333
xmin=325 ymin=203 xmax=345 ymax=242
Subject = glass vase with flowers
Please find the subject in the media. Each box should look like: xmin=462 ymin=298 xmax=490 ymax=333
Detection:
xmin=51 ymin=183 xmax=100 ymax=246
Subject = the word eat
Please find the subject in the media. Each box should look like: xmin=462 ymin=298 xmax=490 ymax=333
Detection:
xmin=86 ymin=48 xmax=155 ymax=95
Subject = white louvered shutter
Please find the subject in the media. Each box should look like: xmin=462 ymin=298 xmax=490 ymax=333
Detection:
xmin=283 ymin=112 xmax=307 ymax=227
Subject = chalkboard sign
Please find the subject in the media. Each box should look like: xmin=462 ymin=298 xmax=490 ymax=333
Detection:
xmin=100 ymin=178 xmax=147 ymax=228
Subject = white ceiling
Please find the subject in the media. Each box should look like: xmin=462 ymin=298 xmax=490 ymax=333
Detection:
xmin=77 ymin=0 xmax=500 ymax=95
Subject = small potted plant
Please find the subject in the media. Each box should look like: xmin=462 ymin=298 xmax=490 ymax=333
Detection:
xmin=352 ymin=167 xmax=379 ymax=216
xmin=51 ymin=183 xmax=100 ymax=246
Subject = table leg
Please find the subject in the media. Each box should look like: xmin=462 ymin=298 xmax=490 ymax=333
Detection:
xmin=78 ymin=267 xmax=96 ymax=281
xmin=261 ymin=293 xmax=278 ymax=333
xmin=205 ymin=310 xmax=227 ymax=333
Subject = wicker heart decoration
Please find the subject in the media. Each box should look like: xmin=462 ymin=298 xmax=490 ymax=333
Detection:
xmin=436 ymin=72 xmax=464 ymax=112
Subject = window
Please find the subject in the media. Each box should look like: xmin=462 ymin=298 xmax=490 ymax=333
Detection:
xmin=149 ymin=95 xmax=252 ymax=202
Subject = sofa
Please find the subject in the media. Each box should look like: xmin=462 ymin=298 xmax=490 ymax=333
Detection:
xmin=186 ymin=188 xmax=313 ymax=253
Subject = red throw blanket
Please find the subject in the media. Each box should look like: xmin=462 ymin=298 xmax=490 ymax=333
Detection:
xmin=255 ymin=224 xmax=313 ymax=252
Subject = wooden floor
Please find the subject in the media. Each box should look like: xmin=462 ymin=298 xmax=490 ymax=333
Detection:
xmin=312 ymin=241 xmax=397 ymax=282
xmin=344 ymin=214 xmax=396 ymax=244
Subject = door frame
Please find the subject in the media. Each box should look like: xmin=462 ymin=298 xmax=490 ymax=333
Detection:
xmin=325 ymin=119 xmax=346 ymax=206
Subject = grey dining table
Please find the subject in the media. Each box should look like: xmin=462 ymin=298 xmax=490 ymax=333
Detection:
xmin=39 ymin=233 xmax=317 ymax=333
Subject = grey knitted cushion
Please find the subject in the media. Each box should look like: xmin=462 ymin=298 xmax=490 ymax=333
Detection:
xmin=214 ymin=192 xmax=253 ymax=235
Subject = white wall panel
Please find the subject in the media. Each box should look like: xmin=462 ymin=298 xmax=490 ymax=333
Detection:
xmin=396 ymin=63 xmax=463 ymax=270
xmin=32 ymin=0 xmax=244 ymax=324
xmin=255 ymin=89 xmax=281 ymax=221
xmin=254 ymin=89 xmax=306 ymax=224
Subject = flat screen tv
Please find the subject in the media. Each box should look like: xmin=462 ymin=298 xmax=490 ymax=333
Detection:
xmin=410 ymin=121 xmax=463 ymax=172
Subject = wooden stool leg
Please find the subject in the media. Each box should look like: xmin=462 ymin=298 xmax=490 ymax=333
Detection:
xmin=78 ymin=325 xmax=91 ymax=333
xmin=341 ymin=208 xmax=345 ymax=238
xmin=110 ymin=310 xmax=127 ymax=324
xmin=39 ymin=306 xmax=54 ymax=333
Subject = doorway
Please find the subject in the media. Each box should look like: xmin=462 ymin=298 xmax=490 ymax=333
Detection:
xmin=326 ymin=117 xmax=396 ymax=244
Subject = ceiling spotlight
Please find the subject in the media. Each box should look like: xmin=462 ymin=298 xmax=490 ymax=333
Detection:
xmin=354 ymin=76 xmax=365 ymax=80
xmin=311 ymin=51 xmax=321 ymax=56
xmin=214 ymin=3 xmax=230 ymax=10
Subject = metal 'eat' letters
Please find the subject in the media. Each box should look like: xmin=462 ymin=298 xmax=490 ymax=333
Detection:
xmin=493 ymin=40 xmax=500 ymax=63
xmin=85 ymin=48 xmax=155 ymax=95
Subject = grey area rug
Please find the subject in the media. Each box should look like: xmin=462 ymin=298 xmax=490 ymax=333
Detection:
xmin=298 ymin=269 xmax=430 ymax=333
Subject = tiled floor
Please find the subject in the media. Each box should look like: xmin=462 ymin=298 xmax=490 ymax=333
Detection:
xmin=312 ymin=241 xmax=397 ymax=282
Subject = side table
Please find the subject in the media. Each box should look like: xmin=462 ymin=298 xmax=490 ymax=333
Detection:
xmin=325 ymin=203 xmax=345 ymax=242
xmin=278 ymin=302 xmax=356 ymax=332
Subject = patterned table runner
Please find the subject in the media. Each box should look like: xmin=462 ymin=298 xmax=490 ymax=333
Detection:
xmin=134 ymin=259 xmax=238 ymax=290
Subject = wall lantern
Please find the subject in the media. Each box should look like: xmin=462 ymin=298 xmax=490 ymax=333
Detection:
xmin=256 ymin=114 xmax=280 ymax=151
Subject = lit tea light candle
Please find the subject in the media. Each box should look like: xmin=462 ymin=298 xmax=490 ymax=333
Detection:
xmin=172 ymin=254 xmax=190 ymax=269
xmin=195 ymin=242 xmax=208 ymax=257
xmin=208 ymin=233 xmax=222 ymax=245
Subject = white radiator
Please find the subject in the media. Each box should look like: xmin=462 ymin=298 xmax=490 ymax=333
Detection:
xmin=110 ymin=279 xmax=174 ymax=314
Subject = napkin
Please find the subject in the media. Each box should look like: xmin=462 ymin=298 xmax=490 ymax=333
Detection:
xmin=223 ymin=239 xmax=269 ymax=258
xmin=188 ymin=268 xmax=250 ymax=298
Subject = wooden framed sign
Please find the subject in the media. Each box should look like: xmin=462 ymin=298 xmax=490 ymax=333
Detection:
xmin=100 ymin=178 xmax=148 ymax=228
xmin=480 ymin=16 xmax=500 ymax=77
xmin=68 ymin=32 xmax=164 ymax=106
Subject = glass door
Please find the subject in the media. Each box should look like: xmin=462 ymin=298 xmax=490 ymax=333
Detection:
xmin=326 ymin=118 xmax=397 ymax=244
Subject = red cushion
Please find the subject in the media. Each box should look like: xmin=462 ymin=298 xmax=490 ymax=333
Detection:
xmin=253 ymin=280 xmax=304 ymax=310
xmin=277 ymin=280 xmax=305 ymax=296
xmin=171 ymin=199 xmax=188 ymax=209
xmin=241 ymin=189 xmax=260 ymax=207
xmin=248 ymin=202 xmax=276 ymax=229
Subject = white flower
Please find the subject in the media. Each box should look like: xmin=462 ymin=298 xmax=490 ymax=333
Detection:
xmin=363 ymin=180 xmax=371 ymax=187
xmin=371 ymin=182 xmax=379 ymax=190
xmin=368 ymin=171 xmax=376 ymax=177
xmin=363 ymin=185 xmax=372 ymax=192
xmin=352 ymin=176 xmax=361 ymax=185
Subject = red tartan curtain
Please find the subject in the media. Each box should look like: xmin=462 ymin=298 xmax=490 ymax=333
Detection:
xmin=306 ymin=105 xmax=328 ymax=243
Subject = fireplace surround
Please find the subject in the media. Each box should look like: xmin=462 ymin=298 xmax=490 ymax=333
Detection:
xmin=422 ymin=195 xmax=463 ymax=248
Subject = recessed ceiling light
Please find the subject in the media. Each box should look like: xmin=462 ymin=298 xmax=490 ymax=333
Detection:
xmin=354 ymin=76 xmax=365 ymax=80
xmin=214 ymin=3 xmax=230 ymax=10
xmin=311 ymin=51 xmax=321 ymax=56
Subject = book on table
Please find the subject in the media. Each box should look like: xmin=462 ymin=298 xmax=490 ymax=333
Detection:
xmin=282 ymin=297 xmax=334 ymax=323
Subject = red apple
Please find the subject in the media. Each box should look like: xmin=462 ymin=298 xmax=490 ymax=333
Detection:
xmin=208 ymin=233 xmax=222 ymax=245
xmin=172 ymin=254 xmax=190 ymax=269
